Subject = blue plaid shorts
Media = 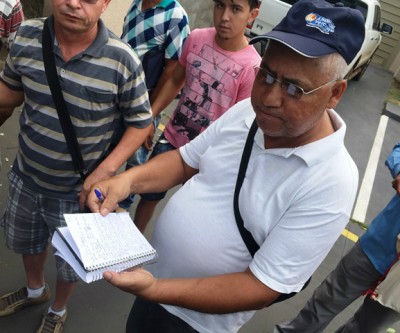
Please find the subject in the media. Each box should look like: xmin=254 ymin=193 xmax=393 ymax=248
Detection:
xmin=1 ymin=170 xmax=81 ymax=282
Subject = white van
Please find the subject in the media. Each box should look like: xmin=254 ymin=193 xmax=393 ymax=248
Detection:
xmin=247 ymin=0 xmax=393 ymax=80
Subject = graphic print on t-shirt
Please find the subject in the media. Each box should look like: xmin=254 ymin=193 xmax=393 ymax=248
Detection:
xmin=172 ymin=43 xmax=245 ymax=141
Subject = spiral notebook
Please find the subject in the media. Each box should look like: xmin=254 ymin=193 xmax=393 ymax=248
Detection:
xmin=52 ymin=212 xmax=157 ymax=283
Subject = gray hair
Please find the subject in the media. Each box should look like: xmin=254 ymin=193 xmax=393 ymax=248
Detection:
xmin=318 ymin=53 xmax=348 ymax=80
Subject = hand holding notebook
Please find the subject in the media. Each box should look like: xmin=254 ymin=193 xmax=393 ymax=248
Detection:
xmin=52 ymin=212 xmax=157 ymax=283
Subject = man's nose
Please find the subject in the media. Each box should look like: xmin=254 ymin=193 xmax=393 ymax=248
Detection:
xmin=260 ymin=82 xmax=284 ymax=108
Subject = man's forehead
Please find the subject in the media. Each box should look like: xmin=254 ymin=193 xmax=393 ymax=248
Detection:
xmin=261 ymin=45 xmax=326 ymax=82
xmin=217 ymin=0 xmax=249 ymax=7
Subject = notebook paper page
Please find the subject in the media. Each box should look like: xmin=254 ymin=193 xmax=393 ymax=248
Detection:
xmin=63 ymin=212 xmax=154 ymax=270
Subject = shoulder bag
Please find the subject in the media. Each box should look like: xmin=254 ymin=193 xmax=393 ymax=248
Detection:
xmin=234 ymin=119 xmax=310 ymax=305
xmin=41 ymin=18 xmax=87 ymax=181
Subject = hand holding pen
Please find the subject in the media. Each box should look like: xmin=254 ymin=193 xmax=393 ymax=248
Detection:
xmin=89 ymin=187 xmax=114 ymax=215
xmin=87 ymin=175 xmax=133 ymax=216
xmin=94 ymin=189 xmax=105 ymax=202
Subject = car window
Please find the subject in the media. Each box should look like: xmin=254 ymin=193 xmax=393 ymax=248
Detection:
xmin=372 ymin=5 xmax=381 ymax=30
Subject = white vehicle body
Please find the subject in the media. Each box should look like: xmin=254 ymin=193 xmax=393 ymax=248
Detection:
xmin=247 ymin=0 xmax=393 ymax=80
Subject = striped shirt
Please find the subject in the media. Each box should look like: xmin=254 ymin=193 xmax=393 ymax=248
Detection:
xmin=0 ymin=17 xmax=152 ymax=199
xmin=0 ymin=0 xmax=24 ymax=47
xmin=121 ymin=0 xmax=190 ymax=61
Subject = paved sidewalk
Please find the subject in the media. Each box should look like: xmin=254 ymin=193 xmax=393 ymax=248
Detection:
xmin=384 ymin=101 xmax=400 ymax=122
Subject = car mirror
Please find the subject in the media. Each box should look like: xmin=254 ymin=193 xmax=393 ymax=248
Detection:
xmin=380 ymin=23 xmax=393 ymax=35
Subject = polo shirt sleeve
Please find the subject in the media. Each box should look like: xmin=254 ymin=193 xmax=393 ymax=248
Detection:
xmin=249 ymin=150 xmax=358 ymax=294
xmin=249 ymin=190 xmax=355 ymax=294
xmin=385 ymin=142 xmax=400 ymax=178
xmin=119 ymin=49 xmax=153 ymax=128
xmin=0 ymin=58 xmax=22 ymax=91
xmin=164 ymin=8 xmax=190 ymax=60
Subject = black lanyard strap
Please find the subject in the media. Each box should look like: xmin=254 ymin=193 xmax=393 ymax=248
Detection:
xmin=233 ymin=118 xmax=259 ymax=257
xmin=42 ymin=18 xmax=87 ymax=180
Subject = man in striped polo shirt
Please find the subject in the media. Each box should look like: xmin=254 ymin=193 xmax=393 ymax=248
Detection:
xmin=117 ymin=0 xmax=190 ymax=212
xmin=0 ymin=0 xmax=152 ymax=332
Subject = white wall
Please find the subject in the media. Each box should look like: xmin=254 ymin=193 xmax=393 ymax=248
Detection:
xmin=101 ymin=0 xmax=131 ymax=36
xmin=43 ymin=0 xmax=213 ymax=33
xmin=178 ymin=0 xmax=213 ymax=29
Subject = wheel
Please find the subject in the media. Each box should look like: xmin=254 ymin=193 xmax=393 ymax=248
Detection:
xmin=352 ymin=56 xmax=373 ymax=81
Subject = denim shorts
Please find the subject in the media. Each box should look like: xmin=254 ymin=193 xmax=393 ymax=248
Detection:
xmin=1 ymin=170 xmax=81 ymax=283
xmin=140 ymin=134 xmax=176 ymax=201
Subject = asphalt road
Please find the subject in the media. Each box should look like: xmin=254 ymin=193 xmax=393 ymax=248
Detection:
xmin=1 ymin=4 xmax=400 ymax=332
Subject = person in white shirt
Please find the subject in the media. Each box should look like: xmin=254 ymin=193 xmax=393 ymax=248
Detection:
xmin=86 ymin=1 xmax=365 ymax=332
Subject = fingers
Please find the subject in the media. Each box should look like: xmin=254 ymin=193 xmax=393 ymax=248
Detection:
xmin=143 ymin=138 xmax=153 ymax=151
xmin=99 ymin=198 xmax=115 ymax=216
xmin=144 ymin=123 xmax=156 ymax=150
xmin=86 ymin=189 xmax=101 ymax=213
xmin=102 ymin=268 xmax=154 ymax=296
xmin=103 ymin=270 xmax=134 ymax=290
xmin=392 ymin=177 xmax=400 ymax=196
xmin=87 ymin=185 xmax=110 ymax=214
xmin=103 ymin=271 xmax=117 ymax=283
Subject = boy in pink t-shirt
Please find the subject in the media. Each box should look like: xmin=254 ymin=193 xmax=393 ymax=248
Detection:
xmin=133 ymin=0 xmax=261 ymax=232
xmin=164 ymin=26 xmax=261 ymax=148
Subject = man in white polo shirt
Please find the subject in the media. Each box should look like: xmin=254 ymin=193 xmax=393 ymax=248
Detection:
xmin=86 ymin=1 xmax=365 ymax=332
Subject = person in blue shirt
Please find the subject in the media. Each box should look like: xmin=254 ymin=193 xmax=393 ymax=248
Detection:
xmin=275 ymin=142 xmax=400 ymax=333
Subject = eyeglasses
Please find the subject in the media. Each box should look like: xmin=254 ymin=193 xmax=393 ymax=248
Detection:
xmin=256 ymin=67 xmax=339 ymax=100
xmin=80 ymin=0 xmax=98 ymax=4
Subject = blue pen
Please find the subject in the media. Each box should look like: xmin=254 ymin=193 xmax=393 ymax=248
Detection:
xmin=94 ymin=189 xmax=105 ymax=202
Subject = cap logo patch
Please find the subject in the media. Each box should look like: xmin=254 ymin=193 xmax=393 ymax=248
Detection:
xmin=305 ymin=13 xmax=335 ymax=34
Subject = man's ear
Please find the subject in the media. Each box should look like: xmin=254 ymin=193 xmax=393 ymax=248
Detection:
xmin=327 ymin=79 xmax=347 ymax=109
xmin=102 ymin=0 xmax=112 ymax=13
xmin=248 ymin=7 xmax=259 ymax=24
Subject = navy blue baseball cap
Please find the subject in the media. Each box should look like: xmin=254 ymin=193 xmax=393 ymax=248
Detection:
xmin=250 ymin=0 xmax=365 ymax=64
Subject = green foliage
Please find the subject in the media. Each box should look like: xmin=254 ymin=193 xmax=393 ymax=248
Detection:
xmin=349 ymin=218 xmax=369 ymax=231
xmin=386 ymin=78 xmax=400 ymax=107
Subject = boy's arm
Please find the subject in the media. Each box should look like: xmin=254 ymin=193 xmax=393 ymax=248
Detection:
xmin=142 ymin=62 xmax=186 ymax=149
xmin=149 ymin=58 xmax=179 ymax=104
xmin=151 ymin=62 xmax=186 ymax=118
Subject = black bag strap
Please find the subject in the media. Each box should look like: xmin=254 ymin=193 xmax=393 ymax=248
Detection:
xmin=233 ymin=119 xmax=259 ymax=257
xmin=42 ymin=18 xmax=87 ymax=180
xmin=233 ymin=119 xmax=311 ymax=304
